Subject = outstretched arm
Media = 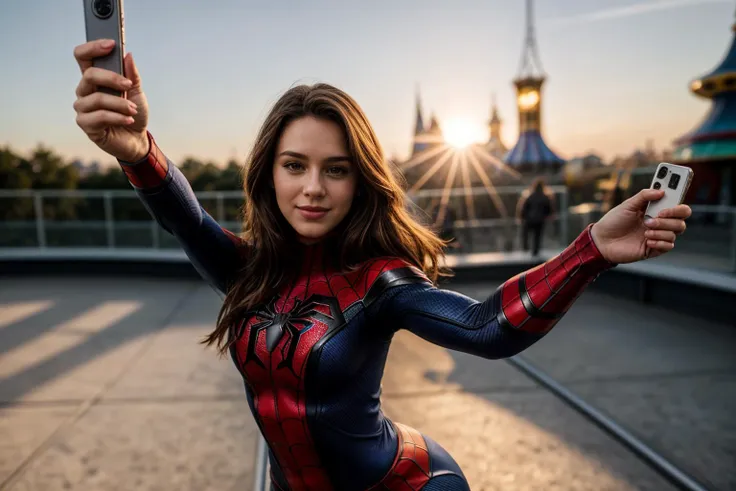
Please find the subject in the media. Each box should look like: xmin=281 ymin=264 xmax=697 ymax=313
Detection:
xmin=118 ymin=131 xmax=247 ymax=295
xmin=374 ymin=224 xmax=615 ymax=359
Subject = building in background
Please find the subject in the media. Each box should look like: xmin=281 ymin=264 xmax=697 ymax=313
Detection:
xmin=504 ymin=0 xmax=565 ymax=178
xmin=673 ymin=9 xmax=736 ymax=207
xmin=485 ymin=94 xmax=508 ymax=161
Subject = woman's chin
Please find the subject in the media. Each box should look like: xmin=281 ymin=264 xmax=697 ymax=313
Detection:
xmin=294 ymin=225 xmax=330 ymax=243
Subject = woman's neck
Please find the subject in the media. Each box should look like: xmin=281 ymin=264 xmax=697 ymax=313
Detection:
xmin=297 ymin=235 xmax=323 ymax=245
xmin=293 ymin=232 xmax=341 ymax=273
xmin=296 ymin=228 xmax=341 ymax=245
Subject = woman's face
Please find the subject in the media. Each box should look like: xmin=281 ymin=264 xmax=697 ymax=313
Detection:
xmin=272 ymin=116 xmax=359 ymax=244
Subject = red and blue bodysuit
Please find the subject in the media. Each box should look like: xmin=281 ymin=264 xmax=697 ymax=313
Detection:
xmin=120 ymin=132 xmax=616 ymax=490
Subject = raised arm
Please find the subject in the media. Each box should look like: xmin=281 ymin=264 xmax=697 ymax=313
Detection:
xmin=373 ymin=224 xmax=615 ymax=359
xmin=118 ymin=131 xmax=247 ymax=295
xmin=72 ymin=40 xmax=247 ymax=295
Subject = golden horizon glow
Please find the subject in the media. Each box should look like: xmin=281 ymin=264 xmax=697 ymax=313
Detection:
xmin=442 ymin=118 xmax=487 ymax=149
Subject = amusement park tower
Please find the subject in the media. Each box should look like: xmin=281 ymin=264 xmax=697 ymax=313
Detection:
xmin=672 ymin=7 xmax=736 ymax=206
xmin=411 ymin=88 xmax=429 ymax=156
xmin=505 ymin=0 xmax=565 ymax=176
xmin=486 ymin=94 xmax=508 ymax=159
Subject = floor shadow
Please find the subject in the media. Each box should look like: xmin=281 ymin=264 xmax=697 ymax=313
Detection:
xmin=0 ymin=295 xmax=105 ymax=356
xmin=0 ymin=280 xmax=217 ymax=406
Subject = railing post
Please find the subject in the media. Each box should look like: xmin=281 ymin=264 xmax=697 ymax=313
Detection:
xmin=151 ymin=221 xmax=160 ymax=249
xmin=217 ymin=193 xmax=225 ymax=223
xmin=104 ymin=192 xmax=115 ymax=248
xmin=559 ymin=188 xmax=569 ymax=246
xmin=33 ymin=193 xmax=46 ymax=248
xmin=731 ymin=209 xmax=736 ymax=273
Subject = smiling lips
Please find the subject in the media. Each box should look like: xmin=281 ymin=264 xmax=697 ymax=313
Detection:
xmin=297 ymin=205 xmax=329 ymax=220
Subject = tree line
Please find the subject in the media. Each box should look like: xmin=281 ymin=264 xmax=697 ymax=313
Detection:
xmin=0 ymin=143 xmax=245 ymax=225
xmin=0 ymin=144 xmax=244 ymax=191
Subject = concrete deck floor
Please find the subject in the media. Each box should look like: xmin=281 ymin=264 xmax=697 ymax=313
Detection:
xmin=0 ymin=276 xmax=733 ymax=490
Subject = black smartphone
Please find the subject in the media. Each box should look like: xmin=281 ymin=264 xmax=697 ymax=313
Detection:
xmin=83 ymin=0 xmax=125 ymax=96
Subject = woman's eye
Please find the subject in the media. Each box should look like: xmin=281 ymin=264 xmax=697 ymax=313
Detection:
xmin=284 ymin=162 xmax=303 ymax=171
xmin=327 ymin=166 xmax=348 ymax=176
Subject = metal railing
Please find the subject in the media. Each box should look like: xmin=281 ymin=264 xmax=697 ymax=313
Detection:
xmin=0 ymin=189 xmax=245 ymax=250
xmin=1 ymin=188 xmax=735 ymax=273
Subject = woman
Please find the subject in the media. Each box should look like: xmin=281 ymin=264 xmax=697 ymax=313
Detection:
xmin=515 ymin=177 xmax=555 ymax=256
xmin=73 ymin=40 xmax=690 ymax=491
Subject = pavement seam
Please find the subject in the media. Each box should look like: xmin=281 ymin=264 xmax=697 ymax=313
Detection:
xmin=519 ymin=367 xmax=736 ymax=388
xmin=505 ymin=355 xmax=717 ymax=491
xmin=0 ymin=283 xmax=201 ymax=491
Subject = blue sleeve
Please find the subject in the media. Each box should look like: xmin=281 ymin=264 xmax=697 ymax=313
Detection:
xmin=118 ymin=132 xmax=247 ymax=295
xmin=371 ymin=225 xmax=615 ymax=359
xmin=374 ymin=282 xmax=542 ymax=359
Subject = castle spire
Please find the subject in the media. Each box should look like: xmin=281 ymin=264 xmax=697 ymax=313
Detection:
xmin=487 ymin=92 xmax=507 ymax=157
xmin=414 ymin=84 xmax=425 ymax=135
xmin=505 ymin=0 xmax=564 ymax=173
xmin=517 ymin=0 xmax=545 ymax=80
xmin=489 ymin=93 xmax=502 ymax=141
xmin=490 ymin=93 xmax=501 ymax=125
xmin=428 ymin=112 xmax=441 ymax=134
xmin=410 ymin=84 xmax=429 ymax=156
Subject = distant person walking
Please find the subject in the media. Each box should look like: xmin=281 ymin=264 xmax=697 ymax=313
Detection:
xmin=516 ymin=177 xmax=554 ymax=256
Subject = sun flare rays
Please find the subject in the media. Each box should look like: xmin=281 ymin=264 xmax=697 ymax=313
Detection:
xmin=400 ymin=133 xmax=521 ymax=230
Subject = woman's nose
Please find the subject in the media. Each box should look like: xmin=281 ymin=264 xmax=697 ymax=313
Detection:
xmin=303 ymin=170 xmax=325 ymax=197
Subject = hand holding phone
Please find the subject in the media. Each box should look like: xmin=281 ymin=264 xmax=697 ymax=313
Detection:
xmin=589 ymin=163 xmax=693 ymax=264
xmin=75 ymin=0 xmax=149 ymax=162
xmin=644 ymin=163 xmax=694 ymax=219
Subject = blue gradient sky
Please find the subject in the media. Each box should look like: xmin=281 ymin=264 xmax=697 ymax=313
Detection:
xmin=0 ymin=0 xmax=733 ymax=167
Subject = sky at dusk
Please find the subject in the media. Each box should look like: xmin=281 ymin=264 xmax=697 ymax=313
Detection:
xmin=1 ymin=0 xmax=734 ymax=167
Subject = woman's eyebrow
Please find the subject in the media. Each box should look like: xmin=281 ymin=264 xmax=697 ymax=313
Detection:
xmin=278 ymin=150 xmax=351 ymax=163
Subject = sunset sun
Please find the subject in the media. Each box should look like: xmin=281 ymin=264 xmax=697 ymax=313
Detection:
xmin=442 ymin=118 xmax=486 ymax=149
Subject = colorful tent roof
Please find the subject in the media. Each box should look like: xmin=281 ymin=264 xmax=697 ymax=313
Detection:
xmin=691 ymin=24 xmax=736 ymax=97
xmin=505 ymin=130 xmax=564 ymax=167
xmin=673 ymin=140 xmax=736 ymax=162
xmin=674 ymin=17 xmax=736 ymax=162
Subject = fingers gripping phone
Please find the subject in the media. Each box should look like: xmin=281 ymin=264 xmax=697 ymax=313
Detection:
xmin=645 ymin=163 xmax=694 ymax=219
xmin=83 ymin=0 xmax=125 ymax=96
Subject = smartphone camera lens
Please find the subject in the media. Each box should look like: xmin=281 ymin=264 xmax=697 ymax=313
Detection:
xmin=653 ymin=182 xmax=662 ymax=190
xmin=668 ymin=173 xmax=680 ymax=190
xmin=657 ymin=166 xmax=668 ymax=179
xmin=92 ymin=0 xmax=114 ymax=19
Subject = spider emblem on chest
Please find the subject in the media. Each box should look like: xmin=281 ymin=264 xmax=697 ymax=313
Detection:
xmin=242 ymin=294 xmax=345 ymax=375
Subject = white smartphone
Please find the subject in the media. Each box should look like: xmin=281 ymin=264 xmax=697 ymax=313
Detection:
xmin=83 ymin=0 xmax=125 ymax=96
xmin=645 ymin=163 xmax=694 ymax=219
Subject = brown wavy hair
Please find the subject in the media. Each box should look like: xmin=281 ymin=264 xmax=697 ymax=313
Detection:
xmin=202 ymin=83 xmax=450 ymax=355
